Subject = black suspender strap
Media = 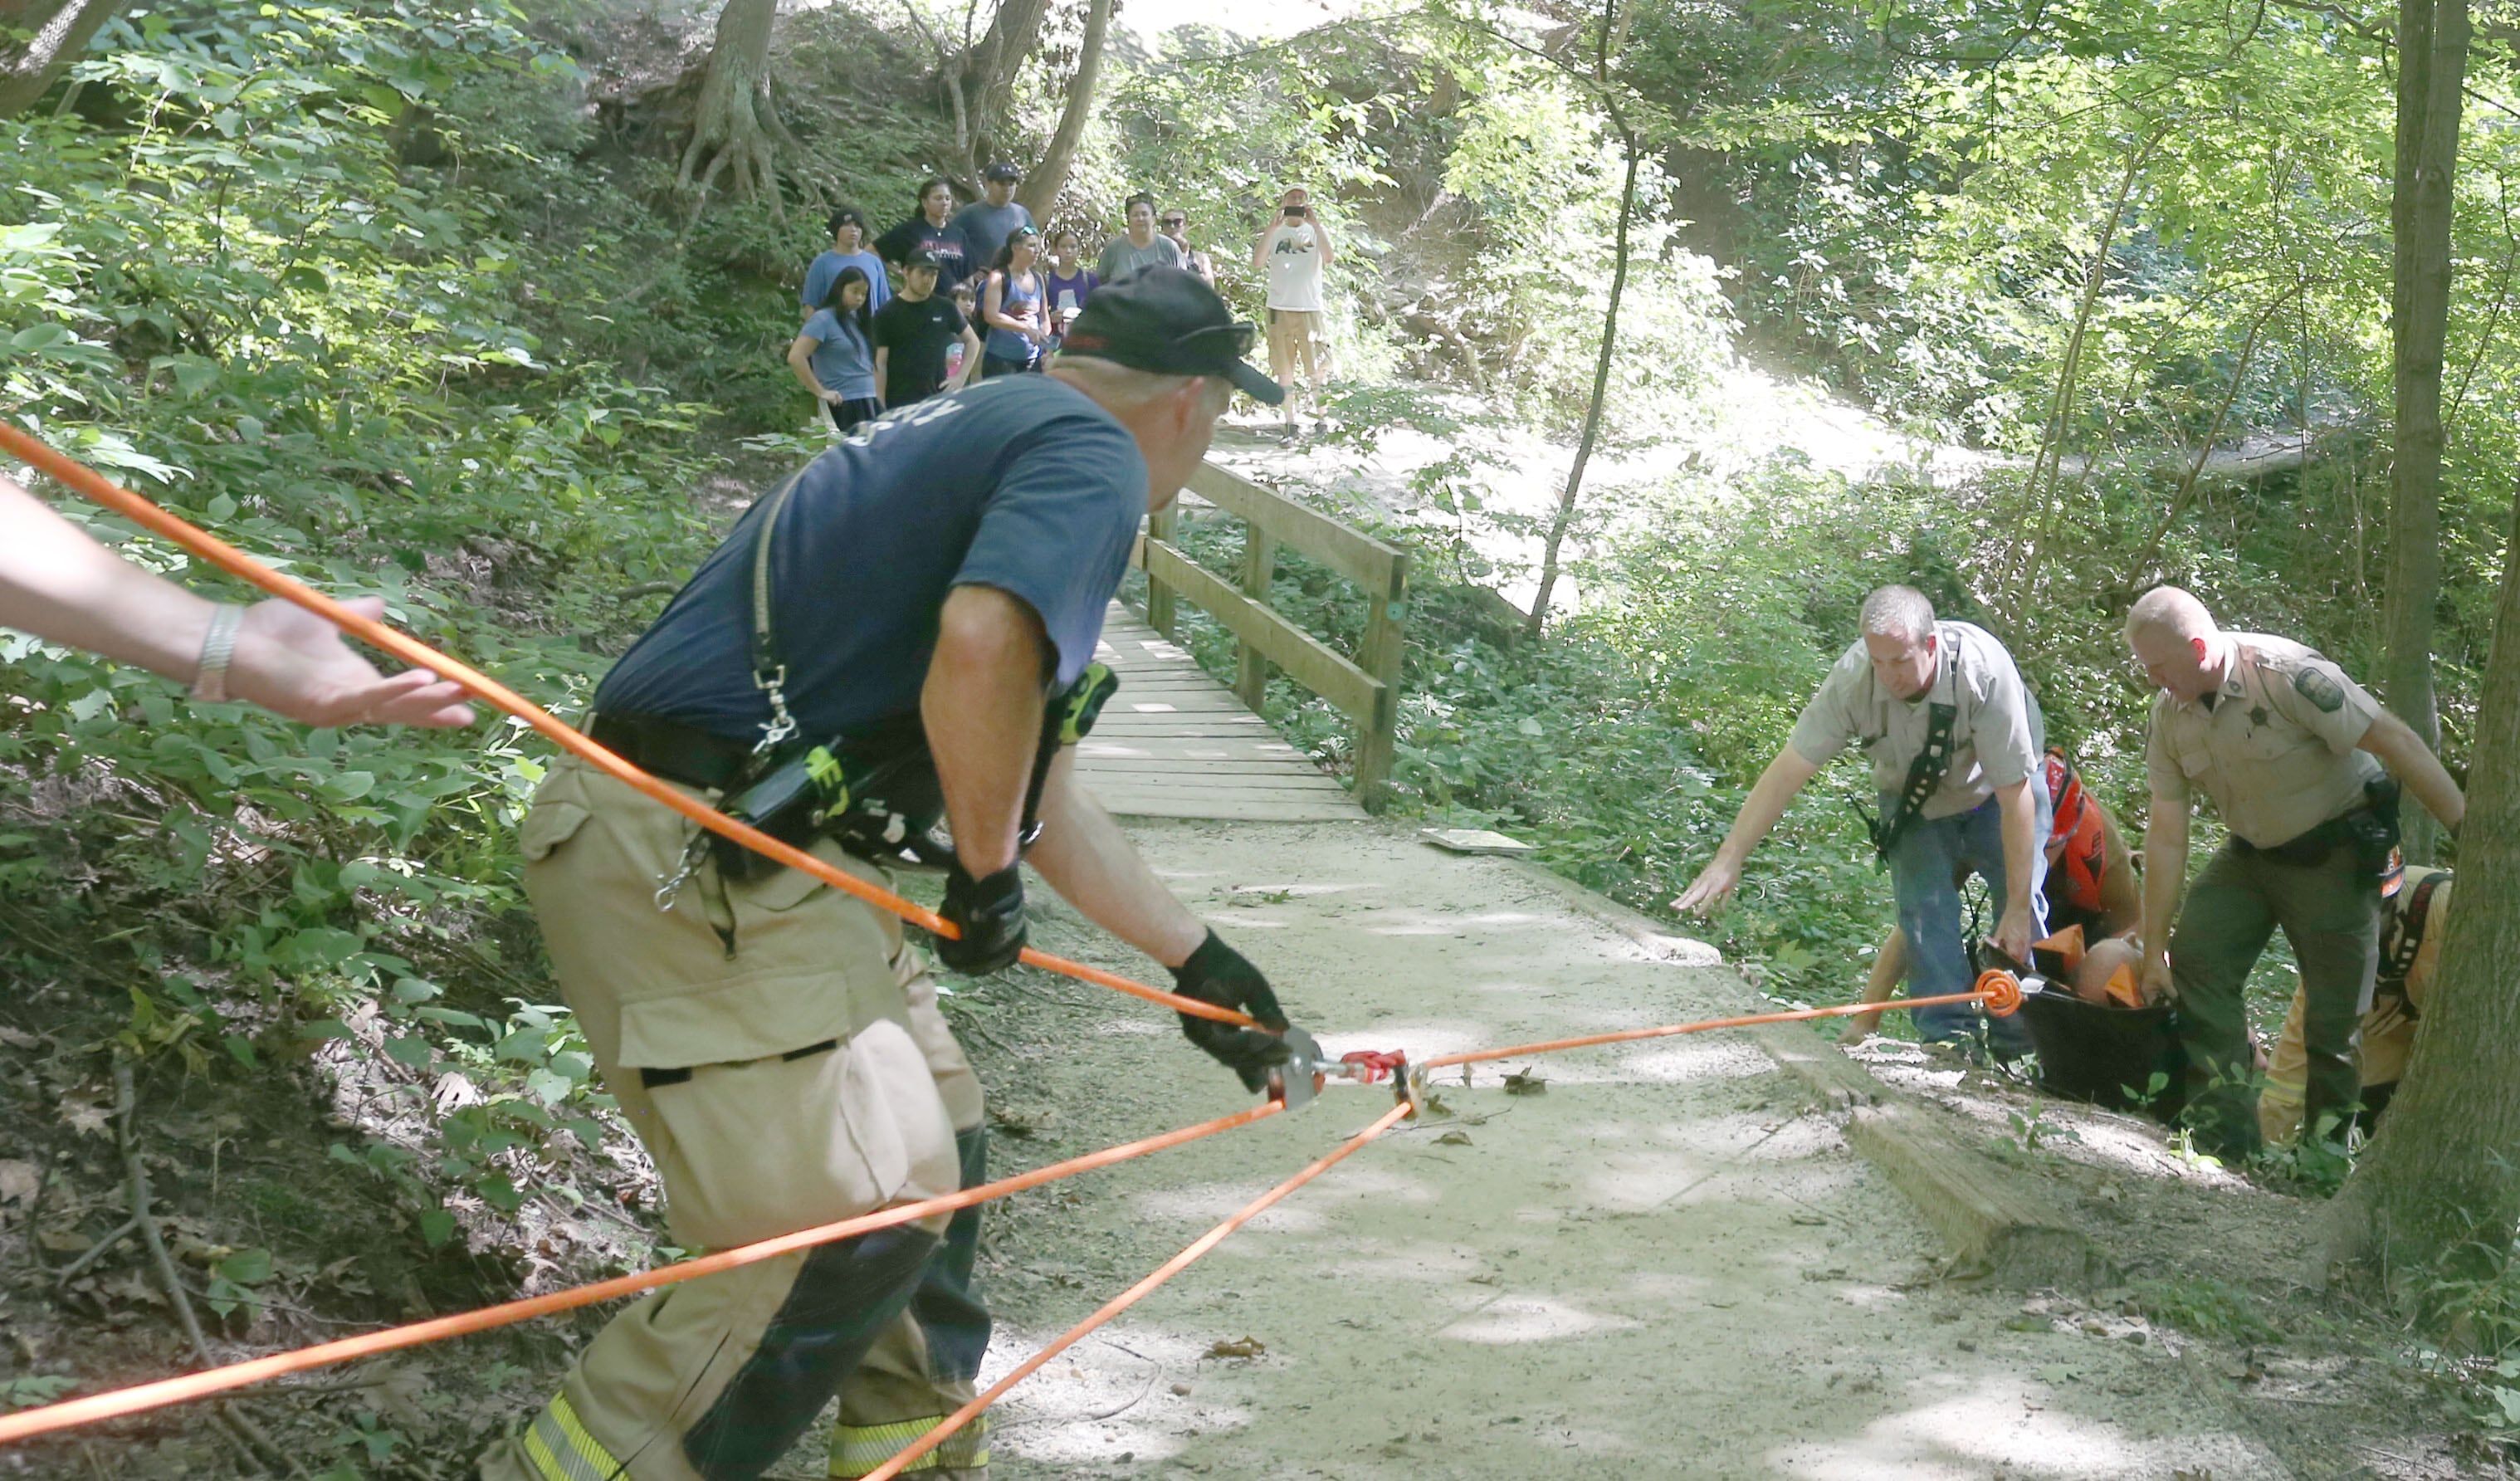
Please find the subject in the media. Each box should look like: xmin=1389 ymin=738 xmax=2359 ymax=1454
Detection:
xmin=1859 ymin=700 xmax=1960 ymax=862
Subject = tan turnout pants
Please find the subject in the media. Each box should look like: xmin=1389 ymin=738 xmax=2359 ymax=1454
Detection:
xmin=478 ymin=755 xmax=990 ymax=1481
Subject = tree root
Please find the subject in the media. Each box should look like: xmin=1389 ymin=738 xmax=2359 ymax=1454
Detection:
xmin=114 ymin=1063 xmax=312 ymax=1480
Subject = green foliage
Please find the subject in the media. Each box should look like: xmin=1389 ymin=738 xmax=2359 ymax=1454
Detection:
xmin=0 ymin=0 xmax=732 ymax=1248
xmin=2135 ymin=1274 xmax=2283 ymax=1345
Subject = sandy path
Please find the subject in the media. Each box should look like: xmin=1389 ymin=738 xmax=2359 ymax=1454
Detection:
xmin=958 ymin=819 xmax=2288 ymax=1480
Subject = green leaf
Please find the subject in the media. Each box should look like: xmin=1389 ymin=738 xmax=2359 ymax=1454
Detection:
xmin=383 ymin=1034 xmax=433 ymax=1068
xmin=217 ymin=1247 xmax=274 ymax=1285
xmin=418 ymin=1209 xmax=457 ymax=1248
xmin=9 ymin=322 xmax=68 ymax=352
xmin=320 ymin=770 xmax=376 ymax=802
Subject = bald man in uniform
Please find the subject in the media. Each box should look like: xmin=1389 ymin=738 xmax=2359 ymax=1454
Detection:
xmin=2127 ymin=586 xmax=2464 ymax=1158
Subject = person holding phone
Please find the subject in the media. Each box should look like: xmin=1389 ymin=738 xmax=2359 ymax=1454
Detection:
xmin=1252 ymin=186 xmax=1336 ymax=437
xmin=1042 ymin=228 xmax=1100 ymax=349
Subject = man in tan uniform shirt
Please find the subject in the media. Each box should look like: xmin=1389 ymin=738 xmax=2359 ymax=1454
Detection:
xmin=2127 ymin=587 xmax=2464 ymax=1158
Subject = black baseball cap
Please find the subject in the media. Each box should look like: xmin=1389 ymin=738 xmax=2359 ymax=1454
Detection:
xmin=902 ymin=249 xmax=940 ymax=271
xmin=1059 ymin=266 xmax=1283 ymax=405
xmin=828 ymin=207 xmax=867 ymax=233
xmin=982 ymin=161 xmax=1023 ymax=182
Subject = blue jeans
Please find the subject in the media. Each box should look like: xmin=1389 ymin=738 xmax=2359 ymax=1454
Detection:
xmin=1887 ymin=789 xmax=2049 ymax=1051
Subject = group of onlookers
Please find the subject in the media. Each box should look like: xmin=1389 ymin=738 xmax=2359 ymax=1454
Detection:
xmin=787 ymin=163 xmax=1336 ymax=435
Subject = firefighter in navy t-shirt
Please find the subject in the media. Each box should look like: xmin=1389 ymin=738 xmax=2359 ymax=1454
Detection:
xmin=481 ymin=270 xmax=1291 ymax=1481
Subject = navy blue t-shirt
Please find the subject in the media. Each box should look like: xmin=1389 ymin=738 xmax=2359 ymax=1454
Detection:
xmin=596 ymin=377 xmax=1147 ymax=743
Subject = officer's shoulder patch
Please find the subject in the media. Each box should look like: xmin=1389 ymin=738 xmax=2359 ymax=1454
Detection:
xmin=2293 ymin=665 xmax=2347 ymax=713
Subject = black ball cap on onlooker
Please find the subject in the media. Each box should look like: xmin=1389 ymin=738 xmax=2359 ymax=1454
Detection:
xmin=1058 ymin=266 xmax=1284 ymax=405
xmin=903 ymin=249 xmax=940 ymax=270
xmin=828 ymin=207 xmax=867 ymax=233
xmin=982 ymin=161 xmax=1023 ymax=182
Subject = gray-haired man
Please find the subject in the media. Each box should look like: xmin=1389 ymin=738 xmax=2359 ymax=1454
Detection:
xmin=1676 ymin=586 xmax=2049 ymax=1053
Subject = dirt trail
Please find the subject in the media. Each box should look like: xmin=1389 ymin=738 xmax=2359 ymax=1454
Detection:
xmin=951 ymin=819 xmax=2288 ymax=1481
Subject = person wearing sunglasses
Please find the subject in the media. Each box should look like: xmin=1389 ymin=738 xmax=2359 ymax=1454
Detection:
xmin=482 ymin=267 xmax=1288 ymax=1481
xmin=979 ymin=227 xmax=1050 ymax=378
xmin=1157 ymin=205 xmax=1215 ymax=287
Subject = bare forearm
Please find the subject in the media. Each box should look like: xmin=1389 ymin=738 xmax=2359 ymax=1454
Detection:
xmin=787 ymin=345 xmax=827 ymax=399
xmin=0 ymin=477 xmax=216 ymax=682
xmin=1716 ymin=749 xmax=1819 ymax=868
xmin=1024 ymin=755 xmax=1206 ymax=967
xmin=2361 ymin=712 xmax=2466 ymax=833
xmin=922 ymin=586 xmax=1047 ymax=875
xmin=1997 ymin=777 xmax=2038 ymax=909
xmin=2138 ymin=800 xmax=2189 ymax=966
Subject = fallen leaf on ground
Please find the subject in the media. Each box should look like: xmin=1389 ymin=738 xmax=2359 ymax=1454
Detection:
xmin=57 ymin=1096 xmax=110 ymax=1137
xmin=1205 ymin=1337 xmax=1265 ymax=1359
xmin=0 ymin=1026 xmax=40 ymax=1048
xmin=0 ymin=1160 xmax=39 ymax=1206
xmin=1502 ymin=1069 xmax=1546 ymax=1096
xmin=1433 ymin=1131 xmax=1473 ymax=1146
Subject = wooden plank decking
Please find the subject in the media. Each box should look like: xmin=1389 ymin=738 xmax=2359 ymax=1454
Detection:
xmin=1075 ymin=601 xmax=1365 ymax=822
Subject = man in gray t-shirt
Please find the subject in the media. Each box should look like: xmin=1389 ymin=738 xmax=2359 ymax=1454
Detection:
xmin=1675 ymin=585 xmax=2049 ymax=1053
xmin=952 ymin=161 xmax=1036 ymax=269
xmin=1098 ymin=193 xmax=1185 ymax=283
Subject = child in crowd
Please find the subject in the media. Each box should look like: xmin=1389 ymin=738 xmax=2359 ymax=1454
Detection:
xmin=873 ymin=250 xmax=983 ymax=406
xmin=979 ymin=227 xmax=1049 ymax=378
xmin=1042 ymin=229 xmax=1099 ymax=350
xmin=785 ymin=265 xmax=882 ymax=432
xmin=801 ymin=208 xmax=888 ymax=323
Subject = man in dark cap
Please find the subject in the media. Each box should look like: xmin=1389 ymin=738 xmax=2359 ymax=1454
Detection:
xmin=482 ymin=269 xmax=1290 ymax=1481
xmin=951 ymin=162 xmax=1035 ymax=271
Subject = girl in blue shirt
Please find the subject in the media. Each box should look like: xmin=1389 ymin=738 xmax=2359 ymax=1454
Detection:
xmin=980 ymin=227 xmax=1049 ymax=379
xmin=786 ymin=266 xmax=882 ymax=431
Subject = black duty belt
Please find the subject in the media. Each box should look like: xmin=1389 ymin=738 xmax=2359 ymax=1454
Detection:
xmin=588 ymin=711 xmax=757 ymax=794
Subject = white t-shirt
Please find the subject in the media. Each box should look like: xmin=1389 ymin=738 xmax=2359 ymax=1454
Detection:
xmin=1261 ymin=223 xmax=1325 ymax=312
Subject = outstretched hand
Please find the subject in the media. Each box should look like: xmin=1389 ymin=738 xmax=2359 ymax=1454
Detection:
xmin=1671 ymin=857 xmax=1741 ymax=916
xmin=226 ymin=596 xmax=476 ymax=729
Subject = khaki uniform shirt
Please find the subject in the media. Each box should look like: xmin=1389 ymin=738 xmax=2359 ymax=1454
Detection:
xmin=1790 ymin=620 xmax=2044 ymax=821
xmin=2143 ymin=633 xmax=2383 ymax=848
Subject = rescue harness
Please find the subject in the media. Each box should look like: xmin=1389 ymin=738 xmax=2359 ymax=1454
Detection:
xmin=601 ymin=465 xmax=1121 ymax=903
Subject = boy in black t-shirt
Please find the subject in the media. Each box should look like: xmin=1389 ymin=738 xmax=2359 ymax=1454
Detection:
xmin=873 ymin=251 xmax=983 ymax=406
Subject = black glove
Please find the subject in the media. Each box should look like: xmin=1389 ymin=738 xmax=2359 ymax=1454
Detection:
xmin=1170 ymin=931 xmax=1293 ymax=1093
xmin=936 ymin=862 xmax=1027 ymax=975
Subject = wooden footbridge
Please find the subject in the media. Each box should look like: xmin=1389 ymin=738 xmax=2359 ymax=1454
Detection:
xmin=1072 ymin=462 xmax=1408 ymax=824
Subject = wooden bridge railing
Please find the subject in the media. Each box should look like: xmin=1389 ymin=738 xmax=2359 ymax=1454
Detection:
xmin=1133 ymin=462 xmax=1409 ymax=811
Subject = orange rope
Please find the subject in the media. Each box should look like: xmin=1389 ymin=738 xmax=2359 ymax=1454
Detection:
xmin=861 ymin=1100 xmax=1416 ymax=1481
xmin=1419 ymin=970 xmax=2027 ymax=1069
xmin=0 ymin=419 xmax=1252 ymax=1029
xmin=0 ymin=970 xmax=2034 ymax=1447
xmin=0 ymin=1104 xmax=1282 ymax=1446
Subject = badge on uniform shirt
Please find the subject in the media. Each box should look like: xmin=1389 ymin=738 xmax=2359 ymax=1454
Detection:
xmin=2293 ymin=667 xmax=2347 ymax=713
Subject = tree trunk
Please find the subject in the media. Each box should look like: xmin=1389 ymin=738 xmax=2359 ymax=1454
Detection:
xmin=2384 ymin=0 xmax=2468 ymax=863
xmin=955 ymin=0 xmax=1049 ymax=165
xmin=0 ymin=0 xmax=126 ymax=118
xmin=1522 ymin=119 xmax=1635 ymax=638
xmin=1524 ymin=0 xmax=1637 ymax=639
xmin=676 ymin=0 xmax=794 ymax=220
xmin=2324 ymin=488 xmax=2520 ymax=1308
xmin=1015 ymin=0 xmax=1111 ymax=220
